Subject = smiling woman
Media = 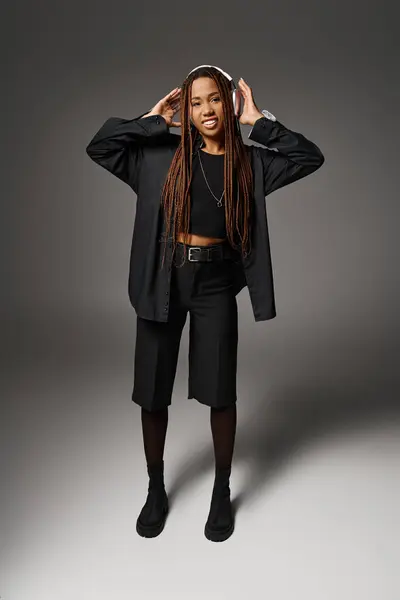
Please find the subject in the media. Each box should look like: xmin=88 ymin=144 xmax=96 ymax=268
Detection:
xmin=161 ymin=66 xmax=254 ymax=263
xmin=86 ymin=63 xmax=324 ymax=544
xmin=176 ymin=78 xmax=229 ymax=245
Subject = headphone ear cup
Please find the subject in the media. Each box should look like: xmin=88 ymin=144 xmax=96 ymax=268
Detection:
xmin=232 ymin=89 xmax=243 ymax=118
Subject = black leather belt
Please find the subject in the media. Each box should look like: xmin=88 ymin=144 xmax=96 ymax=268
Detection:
xmin=175 ymin=241 xmax=239 ymax=262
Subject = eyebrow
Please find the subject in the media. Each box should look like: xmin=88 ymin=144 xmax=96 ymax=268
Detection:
xmin=191 ymin=92 xmax=219 ymax=100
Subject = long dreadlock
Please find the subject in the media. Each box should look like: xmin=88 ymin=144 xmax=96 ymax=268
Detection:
xmin=160 ymin=66 xmax=254 ymax=269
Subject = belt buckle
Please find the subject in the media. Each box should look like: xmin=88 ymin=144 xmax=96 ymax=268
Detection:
xmin=188 ymin=246 xmax=202 ymax=262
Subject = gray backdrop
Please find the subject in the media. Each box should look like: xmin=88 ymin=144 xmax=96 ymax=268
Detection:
xmin=3 ymin=1 xmax=399 ymax=599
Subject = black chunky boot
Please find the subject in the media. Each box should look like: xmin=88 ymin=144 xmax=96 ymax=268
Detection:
xmin=204 ymin=466 xmax=234 ymax=542
xmin=136 ymin=460 xmax=169 ymax=538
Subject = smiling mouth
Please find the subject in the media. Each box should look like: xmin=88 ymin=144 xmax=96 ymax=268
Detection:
xmin=202 ymin=118 xmax=218 ymax=128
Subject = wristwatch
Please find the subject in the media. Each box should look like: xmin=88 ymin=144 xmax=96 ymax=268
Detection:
xmin=261 ymin=109 xmax=276 ymax=121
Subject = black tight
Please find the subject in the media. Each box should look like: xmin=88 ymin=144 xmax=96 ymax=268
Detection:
xmin=210 ymin=404 xmax=237 ymax=469
xmin=141 ymin=406 xmax=169 ymax=468
xmin=140 ymin=403 xmax=237 ymax=469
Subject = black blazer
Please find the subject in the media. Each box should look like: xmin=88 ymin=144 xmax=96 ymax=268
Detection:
xmin=86 ymin=112 xmax=324 ymax=322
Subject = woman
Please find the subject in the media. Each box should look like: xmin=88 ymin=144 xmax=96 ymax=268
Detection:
xmin=86 ymin=65 xmax=324 ymax=542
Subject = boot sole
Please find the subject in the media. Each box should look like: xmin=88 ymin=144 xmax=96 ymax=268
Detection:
xmin=136 ymin=502 xmax=169 ymax=538
xmin=204 ymin=520 xmax=234 ymax=542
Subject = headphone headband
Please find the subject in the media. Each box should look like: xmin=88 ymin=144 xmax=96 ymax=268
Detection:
xmin=186 ymin=64 xmax=234 ymax=86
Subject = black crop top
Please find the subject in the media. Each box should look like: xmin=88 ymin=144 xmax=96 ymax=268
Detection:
xmin=188 ymin=149 xmax=238 ymax=238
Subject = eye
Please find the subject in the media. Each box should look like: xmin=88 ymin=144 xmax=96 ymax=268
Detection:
xmin=192 ymin=96 xmax=220 ymax=106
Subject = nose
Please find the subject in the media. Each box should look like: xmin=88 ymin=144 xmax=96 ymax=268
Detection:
xmin=202 ymin=102 xmax=217 ymax=116
xmin=202 ymin=109 xmax=216 ymax=119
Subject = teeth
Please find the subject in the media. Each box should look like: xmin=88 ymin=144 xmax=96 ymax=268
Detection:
xmin=204 ymin=119 xmax=217 ymax=125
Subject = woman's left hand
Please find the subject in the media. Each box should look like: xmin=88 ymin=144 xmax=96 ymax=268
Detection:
xmin=237 ymin=78 xmax=264 ymax=127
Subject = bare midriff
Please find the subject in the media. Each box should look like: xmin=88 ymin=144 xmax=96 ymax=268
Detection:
xmin=176 ymin=233 xmax=226 ymax=246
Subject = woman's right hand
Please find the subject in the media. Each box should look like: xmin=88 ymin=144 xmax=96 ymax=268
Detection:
xmin=144 ymin=87 xmax=182 ymax=127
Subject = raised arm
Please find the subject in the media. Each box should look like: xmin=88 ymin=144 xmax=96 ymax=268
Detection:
xmin=248 ymin=116 xmax=325 ymax=196
xmin=85 ymin=112 xmax=171 ymax=191
xmin=86 ymin=87 xmax=182 ymax=191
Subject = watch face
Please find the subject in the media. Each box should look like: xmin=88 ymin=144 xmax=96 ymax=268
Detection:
xmin=262 ymin=109 xmax=276 ymax=121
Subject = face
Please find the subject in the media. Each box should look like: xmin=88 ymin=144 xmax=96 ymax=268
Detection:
xmin=189 ymin=77 xmax=225 ymax=138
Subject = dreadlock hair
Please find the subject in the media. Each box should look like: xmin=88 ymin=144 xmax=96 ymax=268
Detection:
xmin=160 ymin=66 xmax=254 ymax=269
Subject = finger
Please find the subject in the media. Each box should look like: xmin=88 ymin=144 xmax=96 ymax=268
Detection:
xmin=170 ymin=121 xmax=181 ymax=128
xmin=169 ymin=95 xmax=181 ymax=108
xmin=238 ymin=81 xmax=247 ymax=95
xmin=170 ymin=107 xmax=180 ymax=115
xmin=164 ymin=88 xmax=181 ymax=102
xmin=239 ymin=78 xmax=250 ymax=91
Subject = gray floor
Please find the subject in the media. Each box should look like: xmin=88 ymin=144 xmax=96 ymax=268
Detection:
xmin=2 ymin=306 xmax=399 ymax=600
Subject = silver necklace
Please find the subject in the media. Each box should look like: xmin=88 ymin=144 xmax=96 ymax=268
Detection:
xmin=197 ymin=147 xmax=225 ymax=208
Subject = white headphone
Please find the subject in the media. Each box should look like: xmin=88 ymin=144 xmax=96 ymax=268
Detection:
xmin=185 ymin=64 xmax=243 ymax=124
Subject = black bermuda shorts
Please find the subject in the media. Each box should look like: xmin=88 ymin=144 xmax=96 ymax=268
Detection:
xmin=132 ymin=242 xmax=239 ymax=412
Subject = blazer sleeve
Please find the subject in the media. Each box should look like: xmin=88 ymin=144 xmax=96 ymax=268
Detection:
xmin=248 ymin=116 xmax=325 ymax=196
xmin=86 ymin=112 xmax=171 ymax=192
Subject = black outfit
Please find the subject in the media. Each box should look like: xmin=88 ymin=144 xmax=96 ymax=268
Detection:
xmin=86 ymin=112 xmax=324 ymax=409
xmin=86 ymin=108 xmax=324 ymax=541
xmin=86 ymin=112 xmax=324 ymax=324
xmin=132 ymin=148 xmax=240 ymax=410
